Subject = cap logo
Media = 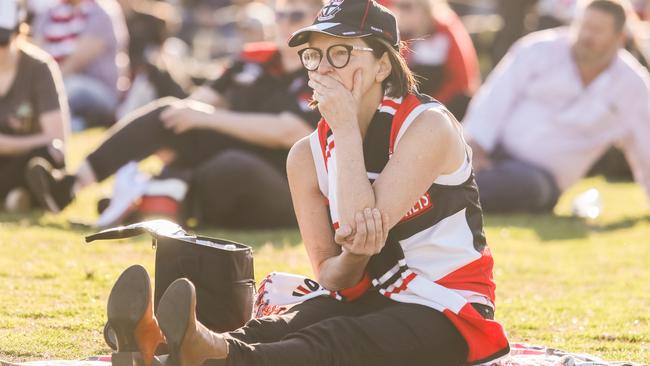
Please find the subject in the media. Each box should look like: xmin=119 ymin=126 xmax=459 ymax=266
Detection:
xmin=318 ymin=0 xmax=344 ymax=21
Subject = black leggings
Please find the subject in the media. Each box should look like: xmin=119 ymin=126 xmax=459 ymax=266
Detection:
xmin=0 ymin=145 xmax=64 ymax=200
xmin=214 ymin=292 xmax=470 ymax=366
xmin=87 ymin=97 xmax=287 ymax=182
xmin=85 ymin=97 xmax=295 ymax=228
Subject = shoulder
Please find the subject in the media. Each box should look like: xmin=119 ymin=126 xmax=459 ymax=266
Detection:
xmin=395 ymin=96 xmax=459 ymax=150
xmin=223 ymin=42 xmax=282 ymax=82
xmin=407 ymin=107 xmax=458 ymax=141
xmin=510 ymin=28 xmax=568 ymax=57
xmin=287 ymin=136 xmax=319 ymax=184
xmin=239 ymin=42 xmax=280 ymax=65
xmin=18 ymin=42 xmax=58 ymax=73
xmin=614 ymin=50 xmax=650 ymax=94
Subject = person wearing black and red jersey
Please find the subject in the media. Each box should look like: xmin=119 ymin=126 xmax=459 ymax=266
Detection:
xmin=388 ymin=0 xmax=480 ymax=119
xmin=26 ymin=0 xmax=324 ymax=229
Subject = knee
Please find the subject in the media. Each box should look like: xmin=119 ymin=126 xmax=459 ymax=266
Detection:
xmin=155 ymin=96 xmax=182 ymax=108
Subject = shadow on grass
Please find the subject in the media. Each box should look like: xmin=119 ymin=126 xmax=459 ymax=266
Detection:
xmin=485 ymin=213 xmax=590 ymax=241
xmin=0 ymin=211 xmax=96 ymax=233
xmin=1 ymin=211 xmax=303 ymax=249
xmin=589 ymin=214 xmax=650 ymax=232
xmin=484 ymin=213 xmax=650 ymax=242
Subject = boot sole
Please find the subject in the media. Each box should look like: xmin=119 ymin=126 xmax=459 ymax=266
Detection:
xmin=107 ymin=265 xmax=151 ymax=352
xmin=25 ymin=158 xmax=62 ymax=214
xmin=157 ymin=279 xmax=193 ymax=366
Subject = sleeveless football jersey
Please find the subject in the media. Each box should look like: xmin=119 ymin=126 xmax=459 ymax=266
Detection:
xmin=308 ymin=92 xmax=510 ymax=365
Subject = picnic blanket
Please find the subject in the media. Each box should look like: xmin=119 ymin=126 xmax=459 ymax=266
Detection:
xmin=2 ymin=345 xmax=646 ymax=366
xmin=477 ymin=344 xmax=648 ymax=366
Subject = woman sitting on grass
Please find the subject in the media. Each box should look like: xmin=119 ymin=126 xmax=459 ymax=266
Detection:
xmin=105 ymin=0 xmax=509 ymax=365
xmin=0 ymin=0 xmax=68 ymax=213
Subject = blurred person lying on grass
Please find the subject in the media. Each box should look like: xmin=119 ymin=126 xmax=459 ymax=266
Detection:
xmin=26 ymin=0 xmax=325 ymax=230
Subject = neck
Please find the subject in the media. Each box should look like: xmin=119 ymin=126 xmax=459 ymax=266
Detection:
xmin=572 ymin=48 xmax=616 ymax=86
xmin=0 ymin=42 xmax=18 ymax=70
xmin=356 ymin=85 xmax=385 ymax=138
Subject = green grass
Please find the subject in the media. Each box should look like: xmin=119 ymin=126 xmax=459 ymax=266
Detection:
xmin=1 ymin=130 xmax=649 ymax=363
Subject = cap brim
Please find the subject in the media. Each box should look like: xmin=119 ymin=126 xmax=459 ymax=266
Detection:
xmin=288 ymin=22 xmax=372 ymax=47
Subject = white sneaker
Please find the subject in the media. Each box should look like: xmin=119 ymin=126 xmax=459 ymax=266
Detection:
xmin=4 ymin=187 xmax=32 ymax=213
xmin=95 ymin=162 xmax=149 ymax=229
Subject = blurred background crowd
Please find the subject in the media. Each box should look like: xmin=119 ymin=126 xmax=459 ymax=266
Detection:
xmin=1 ymin=0 xmax=649 ymax=229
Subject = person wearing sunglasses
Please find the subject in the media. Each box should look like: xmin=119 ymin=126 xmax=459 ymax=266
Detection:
xmin=0 ymin=0 xmax=68 ymax=213
xmin=389 ymin=0 xmax=479 ymax=119
xmin=104 ymin=1 xmax=509 ymax=366
xmin=27 ymin=0 xmax=327 ymax=230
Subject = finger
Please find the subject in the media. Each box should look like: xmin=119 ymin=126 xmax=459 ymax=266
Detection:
xmin=364 ymin=208 xmax=376 ymax=250
xmin=334 ymin=225 xmax=353 ymax=245
xmin=353 ymin=212 xmax=367 ymax=249
xmin=162 ymin=116 xmax=176 ymax=129
xmin=381 ymin=211 xmax=390 ymax=245
xmin=160 ymin=106 xmax=176 ymax=121
xmin=352 ymin=69 xmax=363 ymax=101
xmin=173 ymin=122 xmax=186 ymax=134
xmin=308 ymin=77 xmax=331 ymax=91
xmin=310 ymin=73 xmax=339 ymax=89
xmin=372 ymin=208 xmax=383 ymax=250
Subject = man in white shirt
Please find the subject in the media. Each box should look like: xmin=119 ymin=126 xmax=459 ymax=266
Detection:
xmin=463 ymin=0 xmax=650 ymax=213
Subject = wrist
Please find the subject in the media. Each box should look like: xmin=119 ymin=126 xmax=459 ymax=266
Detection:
xmin=340 ymin=247 xmax=370 ymax=262
xmin=330 ymin=120 xmax=359 ymax=133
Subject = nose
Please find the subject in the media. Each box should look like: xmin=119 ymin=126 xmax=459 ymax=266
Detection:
xmin=316 ymin=55 xmax=334 ymax=74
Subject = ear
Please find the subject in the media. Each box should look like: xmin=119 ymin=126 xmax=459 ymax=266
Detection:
xmin=375 ymin=52 xmax=392 ymax=84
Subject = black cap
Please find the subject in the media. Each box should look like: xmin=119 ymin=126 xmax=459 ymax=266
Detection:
xmin=288 ymin=0 xmax=399 ymax=48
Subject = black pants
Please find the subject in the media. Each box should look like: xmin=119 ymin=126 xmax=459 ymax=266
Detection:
xmin=190 ymin=150 xmax=296 ymax=228
xmin=86 ymin=97 xmax=295 ymax=228
xmin=476 ymin=146 xmax=560 ymax=213
xmin=0 ymin=145 xmax=64 ymax=200
xmin=214 ymin=292 xmax=470 ymax=366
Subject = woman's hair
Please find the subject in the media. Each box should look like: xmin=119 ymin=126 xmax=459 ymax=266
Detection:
xmin=585 ymin=0 xmax=628 ymax=32
xmin=362 ymin=36 xmax=418 ymax=98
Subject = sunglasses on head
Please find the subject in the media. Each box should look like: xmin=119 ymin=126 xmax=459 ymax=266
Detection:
xmin=276 ymin=10 xmax=308 ymax=23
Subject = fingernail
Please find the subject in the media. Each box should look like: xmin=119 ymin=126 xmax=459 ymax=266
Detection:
xmin=364 ymin=208 xmax=371 ymax=215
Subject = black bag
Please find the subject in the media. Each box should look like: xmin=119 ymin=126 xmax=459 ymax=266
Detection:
xmin=86 ymin=220 xmax=256 ymax=333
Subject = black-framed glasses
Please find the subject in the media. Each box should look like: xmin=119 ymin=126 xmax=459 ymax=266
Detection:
xmin=276 ymin=10 xmax=308 ymax=23
xmin=298 ymin=44 xmax=375 ymax=71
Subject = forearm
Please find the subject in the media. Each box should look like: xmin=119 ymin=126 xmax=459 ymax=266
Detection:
xmin=60 ymin=37 xmax=106 ymax=76
xmin=331 ymin=127 xmax=375 ymax=227
xmin=316 ymin=250 xmax=370 ymax=291
xmin=0 ymin=134 xmax=52 ymax=155
xmin=207 ymin=111 xmax=310 ymax=149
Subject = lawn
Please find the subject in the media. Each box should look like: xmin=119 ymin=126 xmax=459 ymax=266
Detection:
xmin=0 ymin=130 xmax=649 ymax=363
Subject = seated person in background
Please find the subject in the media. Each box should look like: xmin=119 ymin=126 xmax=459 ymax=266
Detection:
xmin=0 ymin=0 xmax=68 ymax=213
xmin=26 ymin=0 xmax=323 ymax=230
xmin=463 ymin=0 xmax=650 ymax=213
xmin=31 ymin=0 xmax=128 ymax=131
xmin=114 ymin=0 xmax=187 ymax=117
xmin=389 ymin=0 xmax=480 ymax=119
